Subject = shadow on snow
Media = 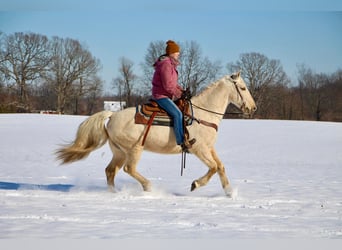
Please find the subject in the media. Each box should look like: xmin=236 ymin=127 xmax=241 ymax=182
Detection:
xmin=0 ymin=181 xmax=228 ymax=198
xmin=0 ymin=181 xmax=74 ymax=192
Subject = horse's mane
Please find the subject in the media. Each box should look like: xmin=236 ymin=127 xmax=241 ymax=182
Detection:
xmin=194 ymin=75 xmax=232 ymax=99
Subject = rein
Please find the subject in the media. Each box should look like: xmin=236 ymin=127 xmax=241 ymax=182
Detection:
xmin=191 ymin=103 xmax=243 ymax=116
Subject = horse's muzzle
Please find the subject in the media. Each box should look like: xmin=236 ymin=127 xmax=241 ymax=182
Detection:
xmin=242 ymin=105 xmax=257 ymax=118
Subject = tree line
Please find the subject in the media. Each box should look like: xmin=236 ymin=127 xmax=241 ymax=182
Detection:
xmin=1 ymin=31 xmax=341 ymax=121
xmin=0 ymin=32 xmax=102 ymax=114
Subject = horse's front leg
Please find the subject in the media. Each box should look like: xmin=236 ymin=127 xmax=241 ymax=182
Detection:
xmin=191 ymin=147 xmax=234 ymax=197
xmin=191 ymin=147 xmax=218 ymax=192
xmin=210 ymin=148 xmax=234 ymax=197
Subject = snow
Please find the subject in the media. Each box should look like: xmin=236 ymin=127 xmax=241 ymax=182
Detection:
xmin=0 ymin=113 xmax=342 ymax=239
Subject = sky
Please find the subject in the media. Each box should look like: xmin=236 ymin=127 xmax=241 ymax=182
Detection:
xmin=0 ymin=0 xmax=341 ymax=92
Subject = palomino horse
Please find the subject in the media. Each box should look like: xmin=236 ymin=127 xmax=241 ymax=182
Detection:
xmin=56 ymin=72 xmax=256 ymax=196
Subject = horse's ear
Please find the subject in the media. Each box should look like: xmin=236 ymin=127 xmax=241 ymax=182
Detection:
xmin=231 ymin=71 xmax=241 ymax=80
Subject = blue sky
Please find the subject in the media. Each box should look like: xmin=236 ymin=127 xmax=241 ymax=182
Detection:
xmin=1 ymin=1 xmax=341 ymax=92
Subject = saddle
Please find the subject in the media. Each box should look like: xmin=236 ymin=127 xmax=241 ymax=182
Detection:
xmin=135 ymin=99 xmax=193 ymax=127
xmin=141 ymin=100 xmax=168 ymax=116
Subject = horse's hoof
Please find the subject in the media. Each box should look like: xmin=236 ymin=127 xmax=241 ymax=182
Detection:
xmin=191 ymin=181 xmax=199 ymax=191
xmin=107 ymin=185 xmax=116 ymax=193
xmin=143 ymin=183 xmax=152 ymax=192
xmin=224 ymin=186 xmax=238 ymax=199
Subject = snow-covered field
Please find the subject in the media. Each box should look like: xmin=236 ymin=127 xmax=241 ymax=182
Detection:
xmin=0 ymin=113 xmax=341 ymax=239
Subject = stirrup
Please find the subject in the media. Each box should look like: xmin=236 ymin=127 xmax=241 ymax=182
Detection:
xmin=181 ymin=138 xmax=196 ymax=152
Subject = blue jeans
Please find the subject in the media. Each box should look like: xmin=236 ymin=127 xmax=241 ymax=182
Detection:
xmin=155 ymin=98 xmax=184 ymax=145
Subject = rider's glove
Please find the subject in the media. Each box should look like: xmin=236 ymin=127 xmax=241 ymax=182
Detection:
xmin=181 ymin=87 xmax=192 ymax=101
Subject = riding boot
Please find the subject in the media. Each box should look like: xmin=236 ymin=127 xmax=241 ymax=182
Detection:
xmin=181 ymin=138 xmax=196 ymax=152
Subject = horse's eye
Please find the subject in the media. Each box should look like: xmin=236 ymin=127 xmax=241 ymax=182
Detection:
xmin=240 ymin=86 xmax=246 ymax=91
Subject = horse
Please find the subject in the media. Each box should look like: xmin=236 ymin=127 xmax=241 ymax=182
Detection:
xmin=56 ymin=72 xmax=257 ymax=196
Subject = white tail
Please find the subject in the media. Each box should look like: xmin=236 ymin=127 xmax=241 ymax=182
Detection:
xmin=56 ymin=111 xmax=113 ymax=164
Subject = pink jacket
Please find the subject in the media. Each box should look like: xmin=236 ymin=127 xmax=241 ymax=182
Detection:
xmin=152 ymin=56 xmax=183 ymax=100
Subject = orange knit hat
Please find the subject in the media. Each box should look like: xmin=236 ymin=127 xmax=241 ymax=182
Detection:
xmin=165 ymin=40 xmax=180 ymax=55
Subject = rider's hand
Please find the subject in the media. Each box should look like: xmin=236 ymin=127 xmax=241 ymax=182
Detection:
xmin=181 ymin=87 xmax=192 ymax=100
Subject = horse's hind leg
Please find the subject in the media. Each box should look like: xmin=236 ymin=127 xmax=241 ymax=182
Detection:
xmin=123 ymin=145 xmax=151 ymax=192
xmin=105 ymin=154 xmax=126 ymax=191
xmin=105 ymin=143 xmax=126 ymax=191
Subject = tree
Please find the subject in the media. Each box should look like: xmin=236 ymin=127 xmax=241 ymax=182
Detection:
xmin=45 ymin=37 xmax=101 ymax=114
xmin=227 ymin=52 xmax=289 ymax=118
xmin=178 ymin=41 xmax=222 ymax=94
xmin=83 ymin=76 xmax=103 ymax=115
xmin=297 ymin=65 xmax=331 ymax=121
xmin=0 ymin=32 xmax=6 ymax=99
xmin=112 ymin=57 xmax=137 ymax=107
xmin=70 ymin=75 xmax=103 ymax=115
xmin=0 ymin=32 xmax=50 ymax=110
xmin=140 ymin=40 xmax=165 ymax=97
xmin=328 ymin=69 xmax=342 ymax=121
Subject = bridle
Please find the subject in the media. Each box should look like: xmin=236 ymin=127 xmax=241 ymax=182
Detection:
xmin=233 ymin=80 xmax=247 ymax=113
xmin=190 ymin=80 xmax=246 ymax=116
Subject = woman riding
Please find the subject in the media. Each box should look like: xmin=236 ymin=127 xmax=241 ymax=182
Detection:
xmin=151 ymin=40 xmax=196 ymax=151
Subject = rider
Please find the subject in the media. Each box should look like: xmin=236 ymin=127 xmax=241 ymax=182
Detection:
xmin=152 ymin=40 xmax=196 ymax=151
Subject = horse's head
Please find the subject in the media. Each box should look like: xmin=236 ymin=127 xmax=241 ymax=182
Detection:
xmin=229 ymin=72 xmax=257 ymax=117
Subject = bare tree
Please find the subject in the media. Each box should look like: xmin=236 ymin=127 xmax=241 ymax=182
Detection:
xmin=0 ymin=31 xmax=6 ymax=65
xmin=0 ymin=32 xmax=6 ymax=96
xmin=112 ymin=57 xmax=137 ymax=107
xmin=71 ymin=75 xmax=103 ymax=115
xmin=227 ymin=52 xmax=289 ymax=118
xmin=297 ymin=65 xmax=330 ymax=121
xmin=140 ymin=40 xmax=165 ymax=96
xmin=0 ymin=32 xmax=50 ymax=110
xmin=328 ymin=69 xmax=342 ymax=121
xmin=84 ymin=76 xmax=103 ymax=115
xmin=178 ymin=41 xmax=222 ymax=94
xmin=45 ymin=37 xmax=101 ymax=114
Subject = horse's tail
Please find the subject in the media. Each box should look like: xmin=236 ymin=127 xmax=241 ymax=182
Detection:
xmin=56 ymin=111 xmax=113 ymax=164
